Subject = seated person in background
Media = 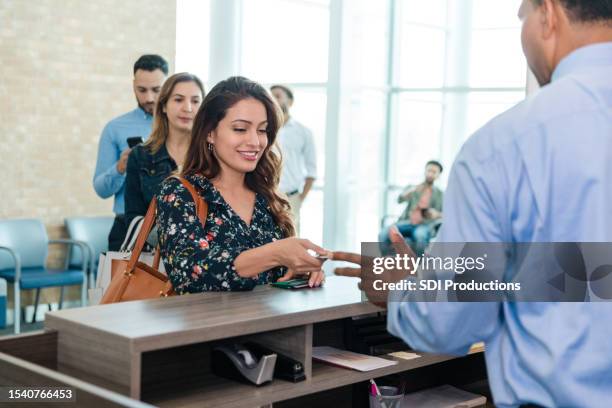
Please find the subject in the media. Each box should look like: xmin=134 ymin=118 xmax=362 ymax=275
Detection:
xmin=125 ymin=72 xmax=205 ymax=228
xmin=156 ymin=76 xmax=327 ymax=293
xmin=379 ymin=160 xmax=444 ymax=255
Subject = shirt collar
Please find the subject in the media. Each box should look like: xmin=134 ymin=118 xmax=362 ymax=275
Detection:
xmin=189 ymin=174 xmax=267 ymax=208
xmin=150 ymin=143 xmax=172 ymax=164
xmin=189 ymin=174 xmax=223 ymax=205
xmin=135 ymin=106 xmax=153 ymax=120
xmin=552 ymin=42 xmax=612 ymax=82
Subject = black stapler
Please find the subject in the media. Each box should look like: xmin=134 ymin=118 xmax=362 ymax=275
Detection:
xmin=245 ymin=342 xmax=306 ymax=382
xmin=211 ymin=343 xmax=277 ymax=386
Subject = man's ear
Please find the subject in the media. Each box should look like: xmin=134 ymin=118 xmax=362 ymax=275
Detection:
xmin=540 ymin=0 xmax=559 ymax=40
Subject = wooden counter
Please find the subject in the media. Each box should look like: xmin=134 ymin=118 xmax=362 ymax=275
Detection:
xmin=0 ymin=276 xmax=487 ymax=407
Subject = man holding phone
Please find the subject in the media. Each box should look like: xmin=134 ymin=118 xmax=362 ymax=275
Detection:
xmin=93 ymin=54 xmax=168 ymax=250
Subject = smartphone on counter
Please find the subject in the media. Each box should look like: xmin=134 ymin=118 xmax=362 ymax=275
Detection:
xmin=271 ymin=278 xmax=312 ymax=290
xmin=307 ymin=249 xmax=330 ymax=261
xmin=127 ymin=136 xmax=144 ymax=148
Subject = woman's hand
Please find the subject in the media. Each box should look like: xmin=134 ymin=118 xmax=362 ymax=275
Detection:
xmin=272 ymin=237 xmax=329 ymax=274
xmin=278 ymin=268 xmax=325 ymax=287
xmin=234 ymin=238 xmax=329 ymax=280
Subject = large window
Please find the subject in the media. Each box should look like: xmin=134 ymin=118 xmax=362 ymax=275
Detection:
xmin=385 ymin=0 xmax=526 ymax=221
xmin=175 ymin=0 xmax=210 ymax=81
xmin=240 ymin=0 xmax=330 ymax=245
xmin=176 ymin=0 xmax=528 ymax=253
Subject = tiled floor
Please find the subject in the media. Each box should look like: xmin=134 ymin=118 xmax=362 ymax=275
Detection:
xmin=0 ymin=321 xmax=44 ymax=336
xmin=1 ymin=303 xmax=70 ymax=337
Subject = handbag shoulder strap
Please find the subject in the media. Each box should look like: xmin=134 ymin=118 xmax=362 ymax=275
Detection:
xmin=126 ymin=175 xmax=209 ymax=273
xmin=168 ymin=175 xmax=208 ymax=225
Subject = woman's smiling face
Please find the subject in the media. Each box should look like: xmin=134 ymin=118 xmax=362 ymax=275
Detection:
xmin=207 ymin=97 xmax=269 ymax=175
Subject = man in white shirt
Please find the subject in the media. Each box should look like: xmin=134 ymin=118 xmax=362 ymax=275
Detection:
xmin=271 ymin=85 xmax=317 ymax=234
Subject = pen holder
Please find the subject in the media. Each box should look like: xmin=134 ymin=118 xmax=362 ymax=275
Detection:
xmin=369 ymin=385 xmax=403 ymax=408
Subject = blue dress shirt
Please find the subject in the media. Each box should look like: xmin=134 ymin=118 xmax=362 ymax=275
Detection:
xmin=93 ymin=107 xmax=152 ymax=215
xmin=387 ymin=43 xmax=612 ymax=408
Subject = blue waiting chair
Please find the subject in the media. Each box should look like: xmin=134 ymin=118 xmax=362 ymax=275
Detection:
xmin=0 ymin=219 xmax=88 ymax=334
xmin=64 ymin=216 xmax=114 ymax=288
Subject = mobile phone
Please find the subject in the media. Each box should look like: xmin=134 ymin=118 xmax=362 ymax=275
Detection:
xmin=271 ymin=278 xmax=312 ymax=290
xmin=127 ymin=136 xmax=144 ymax=148
xmin=307 ymin=249 xmax=330 ymax=261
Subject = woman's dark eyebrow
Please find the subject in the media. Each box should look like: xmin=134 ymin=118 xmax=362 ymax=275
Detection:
xmin=232 ymin=119 xmax=252 ymax=125
xmin=231 ymin=119 xmax=269 ymax=126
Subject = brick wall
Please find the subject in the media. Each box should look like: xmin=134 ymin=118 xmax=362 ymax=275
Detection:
xmin=0 ymin=0 xmax=176 ymax=306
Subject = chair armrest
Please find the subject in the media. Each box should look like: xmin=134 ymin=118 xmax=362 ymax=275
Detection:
xmin=48 ymin=239 xmax=91 ymax=272
xmin=0 ymin=246 xmax=22 ymax=282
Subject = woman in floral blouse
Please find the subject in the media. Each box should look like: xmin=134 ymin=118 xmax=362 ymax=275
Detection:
xmin=156 ymin=76 xmax=327 ymax=293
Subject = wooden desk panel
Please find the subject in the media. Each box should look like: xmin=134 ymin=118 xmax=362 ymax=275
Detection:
xmin=41 ymin=276 xmax=486 ymax=405
xmin=45 ymin=276 xmax=378 ymax=352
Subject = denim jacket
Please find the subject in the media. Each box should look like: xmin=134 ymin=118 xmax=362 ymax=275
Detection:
xmin=125 ymin=143 xmax=177 ymax=226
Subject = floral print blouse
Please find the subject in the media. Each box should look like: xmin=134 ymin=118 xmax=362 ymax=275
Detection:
xmin=156 ymin=174 xmax=286 ymax=294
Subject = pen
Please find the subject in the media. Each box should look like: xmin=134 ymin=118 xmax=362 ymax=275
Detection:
xmin=369 ymin=379 xmax=388 ymax=408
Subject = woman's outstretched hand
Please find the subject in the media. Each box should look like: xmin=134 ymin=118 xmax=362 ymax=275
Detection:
xmin=274 ymin=238 xmax=330 ymax=287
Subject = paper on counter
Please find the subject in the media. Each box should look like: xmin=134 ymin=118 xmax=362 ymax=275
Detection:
xmin=387 ymin=351 xmax=421 ymax=360
xmin=312 ymin=346 xmax=398 ymax=372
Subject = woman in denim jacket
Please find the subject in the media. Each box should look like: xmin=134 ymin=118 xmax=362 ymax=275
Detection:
xmin=125 ymin=72 xmax=204 ymax=226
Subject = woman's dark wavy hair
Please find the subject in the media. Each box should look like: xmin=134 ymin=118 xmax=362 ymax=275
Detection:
xmin=182 ymin=76 xmax=295 ymax=237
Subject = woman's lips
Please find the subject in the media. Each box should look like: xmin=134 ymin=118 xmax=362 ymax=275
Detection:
xmin=238 ymin=151 xmax=259 ymax=161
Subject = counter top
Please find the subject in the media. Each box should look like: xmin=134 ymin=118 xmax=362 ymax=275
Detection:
xmin=45 ymin=276 xmax=381 ymax=352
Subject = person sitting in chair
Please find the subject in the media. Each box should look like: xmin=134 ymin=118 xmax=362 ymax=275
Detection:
xmin=380 ymin=160 xmax=444 ymax=255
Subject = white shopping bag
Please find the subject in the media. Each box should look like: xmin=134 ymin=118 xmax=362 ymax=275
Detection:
xmin=90 ymin=217 xmax=165 ymax=305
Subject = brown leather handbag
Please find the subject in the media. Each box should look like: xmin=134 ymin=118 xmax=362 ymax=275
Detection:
xmin=100 ymin=176 xmax=208 ymax=304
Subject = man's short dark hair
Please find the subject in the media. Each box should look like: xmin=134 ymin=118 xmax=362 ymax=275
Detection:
xmin=270 ymin=84 xmax=294 ymax=101
xmin=133 ymin=54 xmax=169 ymax=75
xmin=532 ymin=0 xmax=612 ymax=23
xmin=426 ymin=160 xmax=443 ymax=173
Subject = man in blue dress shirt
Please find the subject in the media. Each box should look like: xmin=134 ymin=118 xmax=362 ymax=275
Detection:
xmin=334 ymin=0 xmax=612 ymax=406
xmin=93 ymin=54 xmax=168 ymax=250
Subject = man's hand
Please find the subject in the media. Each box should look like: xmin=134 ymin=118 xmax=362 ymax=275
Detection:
xmin=333 ymin=226 xmax=416 ymax=307
xmin=425 ymin=208 xmax=442 ymax=219
xmin=116 ymin=148 xmax=132 ymax=174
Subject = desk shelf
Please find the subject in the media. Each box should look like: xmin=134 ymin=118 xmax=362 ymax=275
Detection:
xmin=146 ymin=353 xmax=458 ymax=408
xmin=29 ymin=277 xmax=489 ymax=407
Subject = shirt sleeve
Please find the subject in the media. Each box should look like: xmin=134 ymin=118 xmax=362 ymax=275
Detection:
xmin=386 ymin=141 xmax=506 ymax=355
xmin=156 ymin=179 xmax=258 ymax=293
xmin=398 ymin=185 xmax=415 ymax=204
xmin=93 ymin=123 xmax=125 ymax=199
xmin=302 ymin=127 xmax=317 ymax=179
xmin=124 ymin=148 xmax=147 ymax=227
